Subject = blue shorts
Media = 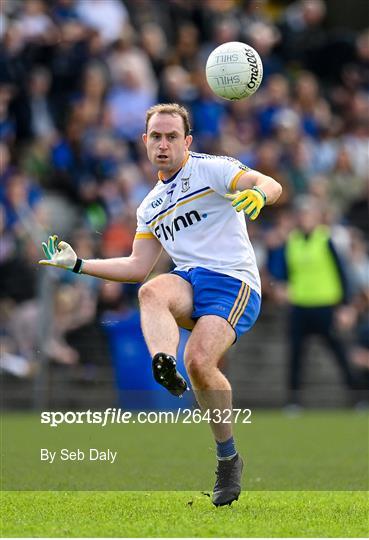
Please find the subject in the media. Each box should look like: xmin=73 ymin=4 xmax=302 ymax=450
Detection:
xmin=172 ymin=267 xmax=261 ymax=341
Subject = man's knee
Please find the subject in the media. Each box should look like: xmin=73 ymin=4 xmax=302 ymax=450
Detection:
xmin=184 ymin=348 xmax=209 ymax=383
xmin=138 ymin=279 xmax=181 ymax=311
xmin=138 ymin=281 xmax=162 ymax=306
xmin=139 ymin=275 xmax=193 ymax=318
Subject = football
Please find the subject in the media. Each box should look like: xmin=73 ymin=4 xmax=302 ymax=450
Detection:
xmin=205 ymin=41 xmax=263 ymax=101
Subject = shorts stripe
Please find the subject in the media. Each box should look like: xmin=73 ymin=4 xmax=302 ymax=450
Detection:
xmin=227 ymin=282 xmax=246 ymax=326
xmin=230 ymin=284 xmax=250 ymax=327
xmin=232 ymin=284 xmax=251 ymax=327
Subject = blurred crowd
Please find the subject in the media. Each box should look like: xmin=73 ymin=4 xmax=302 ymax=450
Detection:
xmin=0 ymin=0 xmax=368 ymax=393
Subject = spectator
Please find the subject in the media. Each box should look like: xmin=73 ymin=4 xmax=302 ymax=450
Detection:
xmin=48 ymin=19 xmax=90 ymax=113
xmin=292 ymin=71 xmax=331 ymax=138
xmin=0 ymin=296 xmax=35 ymax=378
xmin=158 ymin=65 xmax=193 ymax=104
xmin=9 ymin=282 xmax=97 ymax=367
xmin=139 ymin=22 xmax=169 ymax=78
xmin=1 ymin=171 xmax=44 ymax=236
xmin=277 ymin=0 xmax=326 ymax=67
xmin=256 ymin=74 xmax=290 ymax=137
xmin=105 ymin=66 xmax=155 ymax=143
xmin=238 ymin=0 xmax=269 ymax=34
xmin=10 ymin=66 xmax=57 ymax=142
xmin=0 ymin=142 xmax=14 ymax=182
xmin=345 ymin=178 xmax=369 ymax=239
xmin=0 ymin=200 xmax=37 ymax=303
xmin=199 ymin=17 xmax=240 ymax=65
xmin=14 ymin=0 xmax=57 ymax=45
xmin=69 ymin=63 xmax=109 ymax=129
xmin=336 ymin=229 xmax=369 ymax=402
xmin=50 ymin=114 xmax=87 ymax=200
xmin=0 ymin=84 xmax=16 ymax=144
xmin=245 ymin=21 xmax=283 ymax=82
xmin=253 ymin=139 xmax=292 ymax=211
xmin=75 ymin=0 xmax=129 ymax=45
xmin=0 ymin=1 xmax=9 ymax=41
xmin=0 ymin=23 xmax=29 ymax=88
xmin=270 ymin=197 xmax=356 ymax=407
xmin=52 ymin=0 xmax=79 ymax=23
xmin=327 ymin=145 xmax=366 ymax=214
xmin=170 ymin=22 xmax=201 ymax=72
xmin=107 ymin=27 xmax=157 ymax=97
xmin=189 ymin=68 xmax=227 ymax=151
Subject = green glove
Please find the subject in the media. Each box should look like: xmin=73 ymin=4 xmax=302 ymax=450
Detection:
xmin=225 ymin=186 xmax=266 ymax=221
xmin=39 ymin=235 xmax=79 ymax=271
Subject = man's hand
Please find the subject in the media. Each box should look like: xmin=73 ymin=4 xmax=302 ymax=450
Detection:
xmin=225 ymin=186 xmax=266 ymax=220
xmin=39 ymin=235 xmax=78 ymax=270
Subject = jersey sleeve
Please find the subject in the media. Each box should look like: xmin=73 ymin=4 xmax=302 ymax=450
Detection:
xmin=203 ymin=156 xmax=250 ymax=196
xmin=135 ymin=204 xmax=155 ymax=240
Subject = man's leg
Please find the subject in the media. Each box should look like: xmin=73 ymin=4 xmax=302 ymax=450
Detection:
xmin=318 ymin=307 xmax=356 ymax=390
xmin=287 ymin=306 xmax=307 ymax=406
xmin=138 ymin=274 xmax=195 ymax=395
xmin=184 ymin=315 xmax=235 ymax=441
xmin=138 ymin=273 xmax=194 ymax=357
xmin=184 ymin=315 xmax=242 ymax=506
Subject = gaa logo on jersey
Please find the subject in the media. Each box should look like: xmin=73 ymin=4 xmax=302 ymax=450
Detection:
xmin=151 ymin=197 xmax=163 ymax=208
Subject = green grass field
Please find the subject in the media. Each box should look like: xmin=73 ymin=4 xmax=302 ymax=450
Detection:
xmin=1 ymin=490 xmax=368 ymax=537
xmin=1 ymin=410 xmax=368 ymax=537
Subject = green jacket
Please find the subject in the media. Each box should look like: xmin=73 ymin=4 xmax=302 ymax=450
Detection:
xmin=286 ymin=226 xmax=344 ymax=307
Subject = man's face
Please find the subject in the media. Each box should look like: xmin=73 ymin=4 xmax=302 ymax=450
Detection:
xmin=143 ymin=113 xmax=192 ymax=176
xmin=299 ymin=206 xmax=322 ymax=232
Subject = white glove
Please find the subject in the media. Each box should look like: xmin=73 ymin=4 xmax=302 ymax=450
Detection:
xmin=39 ymin=235 xmax=78 ymax=271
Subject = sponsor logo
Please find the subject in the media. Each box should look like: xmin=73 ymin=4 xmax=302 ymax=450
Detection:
xmin=216 ymin=53 xmax=239 ymax=64
xmin=154 ymin=210 xmax=203 ymax=242
xmin=244 ymin=48 xmax=259 ymax=89
xmin=215 ymin=74 xmax=241 ymax=86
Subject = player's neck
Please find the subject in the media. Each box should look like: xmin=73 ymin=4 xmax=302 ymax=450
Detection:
xmin=158 ymin=167 xmax=180 ymax=181
xmin=158 ymin=151 xmax=189 ymax=182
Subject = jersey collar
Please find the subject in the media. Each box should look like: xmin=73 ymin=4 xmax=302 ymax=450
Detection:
xmin=157 ymin=151 xmax=189 ymax=184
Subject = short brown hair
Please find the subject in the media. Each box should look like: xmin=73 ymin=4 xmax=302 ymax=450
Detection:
xmin=145 ymin=103 xmax=191 ymax=136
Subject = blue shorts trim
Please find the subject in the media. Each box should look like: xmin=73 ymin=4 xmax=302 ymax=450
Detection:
xmin=171 ymin=267 xmax=261 ymax=341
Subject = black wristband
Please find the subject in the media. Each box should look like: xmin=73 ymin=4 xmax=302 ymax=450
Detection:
xmin=72 ymin=258 xmax=83 ymax=274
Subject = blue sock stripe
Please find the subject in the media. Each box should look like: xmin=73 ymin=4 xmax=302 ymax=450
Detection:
xmin=216 ymin=436 xmax=236 ymax=459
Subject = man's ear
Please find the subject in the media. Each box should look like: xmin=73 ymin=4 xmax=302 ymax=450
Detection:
xmin=142 ymin=133 xmax=147 ymax=145
xmin=185 ymin=134 xmax=193 ymax=148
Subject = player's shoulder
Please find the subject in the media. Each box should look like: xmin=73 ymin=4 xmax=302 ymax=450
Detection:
xmin=189 ymin=150 xmax=228 ymax=164
xmin=137 ymin=182 xmax=163 ymax=215
xmin=189 ymin=151 xmax=249 ymax=171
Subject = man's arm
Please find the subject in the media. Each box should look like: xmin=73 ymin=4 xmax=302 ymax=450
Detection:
xmin=232 ymin=169 xmax=282 ymax=205
xmin=225 ymin=169 xmax=282 ymax=221
xmin=82 ymin=237 xmax=163 ymax=282
xmin=39 ymin=235 xmax=163 ymax=283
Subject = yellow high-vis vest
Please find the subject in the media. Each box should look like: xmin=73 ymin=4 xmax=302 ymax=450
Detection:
xmin=286 ymin=226 xmax=343 ymax=307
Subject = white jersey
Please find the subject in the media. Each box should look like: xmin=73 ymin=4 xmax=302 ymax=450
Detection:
xmin=135 ymin=151 xmax=261 ymax=295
